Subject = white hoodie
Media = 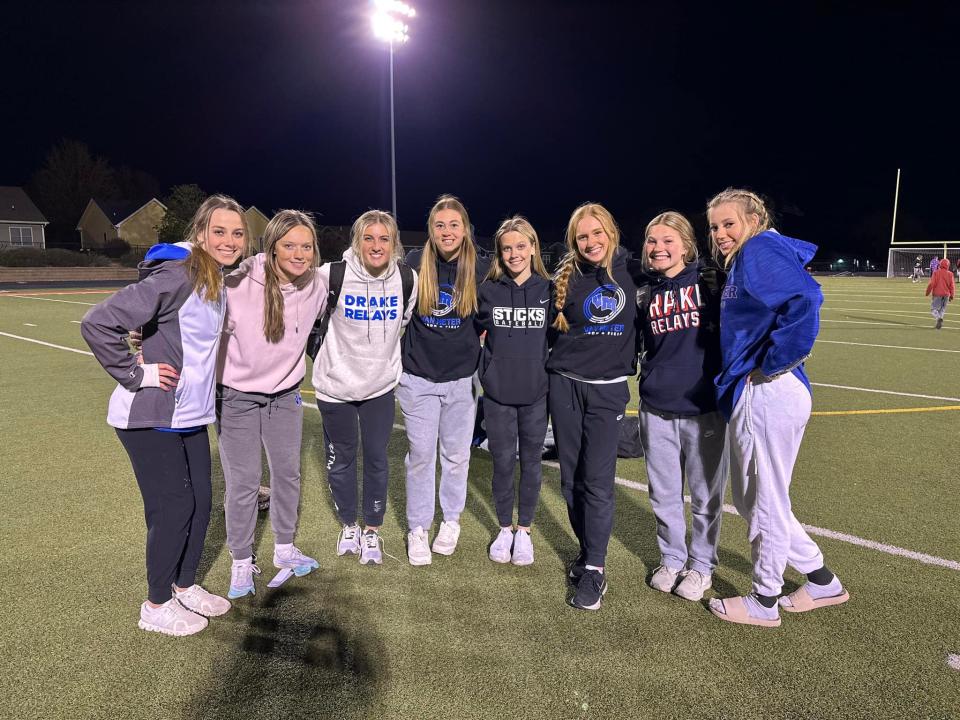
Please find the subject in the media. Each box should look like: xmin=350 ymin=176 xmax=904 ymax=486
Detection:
xmin=312 ymin=248 xmax=418 ymax=403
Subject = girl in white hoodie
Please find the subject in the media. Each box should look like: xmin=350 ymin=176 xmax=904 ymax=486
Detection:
xmin=217 ymin=210 xmax=328 ymax=599
xmin=314 ymin=210 xmax=417 ymax=565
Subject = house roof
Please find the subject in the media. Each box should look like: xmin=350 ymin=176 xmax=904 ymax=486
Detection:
xmin=89 ymin=197 xmax=166 ymax=226
xmin=0 ymin=186 xmax=48 ymax=224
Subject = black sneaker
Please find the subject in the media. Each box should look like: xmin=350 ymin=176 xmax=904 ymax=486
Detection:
xmin=567 ymin=554 xmax=586 ymax=584
xmin=936 ymin=318 xmax=943 ymax=329
xmin=569 ymin=569 xmax=608 ymax=611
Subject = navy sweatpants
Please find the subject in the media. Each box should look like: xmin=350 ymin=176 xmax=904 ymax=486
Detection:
xmin=483 ymin=395 xmax=548 ymax=528
xmin=116 ymin=427 xmax=212 ymax=604
xmin=317 ymin=389 xmax=395 ymax=528
xmin=548 ymin=373 xmax=629 ymax=567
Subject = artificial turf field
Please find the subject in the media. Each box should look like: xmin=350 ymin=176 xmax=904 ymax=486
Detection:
xmin=2 ymin=276 xmax=959 ymax=720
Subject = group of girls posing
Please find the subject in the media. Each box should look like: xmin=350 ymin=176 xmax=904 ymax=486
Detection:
xmin=82 ymin=187 xmax=849 ymax=636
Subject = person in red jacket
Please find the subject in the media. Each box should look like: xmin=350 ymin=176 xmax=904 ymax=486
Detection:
xmin=925 ymin=258 xmax=955 ymax=330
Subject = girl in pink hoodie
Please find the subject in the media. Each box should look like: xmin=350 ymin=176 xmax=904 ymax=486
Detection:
xmin=217 ymin=210 xmax=328 ymax=598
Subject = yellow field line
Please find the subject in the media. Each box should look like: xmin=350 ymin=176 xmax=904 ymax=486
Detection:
xmin=302 ymin=388 xmax=960 ymax=417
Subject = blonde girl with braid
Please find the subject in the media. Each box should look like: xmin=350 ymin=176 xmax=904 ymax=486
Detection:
xmin=705 ymin=188 xmax=849 ymax=628
xmin=217 ymin=210 xmax=327 ymax=599
xmin=398 ymin=194 xmax=490 ymax=565
xmin=546 ymin=202 xmax=639 ymax=611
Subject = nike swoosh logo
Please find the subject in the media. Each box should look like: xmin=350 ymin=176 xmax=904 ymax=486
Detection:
xmin=538 ymin=298 xmax=550 ymax=304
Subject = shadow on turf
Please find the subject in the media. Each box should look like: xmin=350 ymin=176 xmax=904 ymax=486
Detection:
xmin=182 ymin=583 xmax=384 ymax=719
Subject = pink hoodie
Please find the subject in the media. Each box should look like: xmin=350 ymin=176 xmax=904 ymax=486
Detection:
xmin=218 ymin=253 xmax=328 ymax=394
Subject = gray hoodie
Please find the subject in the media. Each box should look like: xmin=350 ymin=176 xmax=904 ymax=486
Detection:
xmin=311 ymin=248 xmax=418 ymax=403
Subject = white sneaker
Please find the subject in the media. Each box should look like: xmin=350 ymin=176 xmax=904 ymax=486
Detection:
xmin=274 ymin=544 xmax=320 ymax=576
xmin=407 ymin=526 xmax=432 ymax=566
xmin=337 ymin=524 xmax=361 ymax=556
xmin=511 ymin=529 xmax=534 ymax=567
xmin=228 ymin=557 xmax=261 ymax=599
xmin=138 ymin=598 xmax=208 ymax=637
xmin=432 ymin=520 xmax=461 ymax=556
xmin=649 ymin=564 xmax=680 ymax=593
xmin=174 ymin=584 xmax=231 ymax=617
xmin=489 ymin=528 xmax=514 ymax=564
xmin=360 ymin=530 xmax=383 ymax=566
xmin=674 ymin=570 xmax=712 ymax=601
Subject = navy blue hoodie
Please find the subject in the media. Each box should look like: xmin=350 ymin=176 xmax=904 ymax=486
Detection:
xmin=401 ymin=247 xmax=490 ymax=382
xmin=637 ymin=260 xmax=723 ymax=416
xmin=546 ymin=247 xmax=638 ymax=380
xmin=475 ymin=272 xmax=551 ymax=405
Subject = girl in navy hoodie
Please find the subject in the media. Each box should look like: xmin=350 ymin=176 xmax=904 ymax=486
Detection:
xmin=705 ymin=188 xmax=849 ymax=628
xmin=635 ymin=211 xmax=727 ymax=602
xmin=549 ymin=203 xmax=638 ymax=611
xmin=475 ymin=216 xmax=551 ymax=566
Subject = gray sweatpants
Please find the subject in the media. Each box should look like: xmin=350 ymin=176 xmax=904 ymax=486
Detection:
xmin=638 ymin=406 xmax=728 ymax=574
xmin=396 ymin=372 xmax=476 ymax=531
xmin=728 ymin=372 xmax=824 ymax=597
xmin=931 ymin=296 xmax=949 ymax=320
xmin=217 ymin=384 xmax=304 ymax=560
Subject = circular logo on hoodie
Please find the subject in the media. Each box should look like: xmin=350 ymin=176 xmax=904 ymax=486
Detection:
xmin=432 ymin=284 xmax=456 ymax=317
xmin=583 ymin=284 xmax=625 ymax=323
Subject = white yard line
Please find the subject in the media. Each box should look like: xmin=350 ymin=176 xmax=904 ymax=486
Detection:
xmin=821 ymin=319 xmax=903 ymax=327
xmin=816 ymin=340 xmax=960 ymax=354
xmin=3 ymin=330 xmax=958 ymax=574
xmin=70 ymin=320 xmax=82 ymax=324
xmin=23 ymin=323 xmax=37 ymax=327
xmin=1 ymin=295 xmax=96 ymax=306
xmin=0 ymin=331 xmax=94 ymax=356
xmin=810 ymin=383 xmax=960 ymax=403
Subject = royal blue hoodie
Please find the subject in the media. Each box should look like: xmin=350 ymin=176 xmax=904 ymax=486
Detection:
xmin=546 ymin=247 xmax=638 ymax=380
xmin=475 ymin=272 xmax=551 ymax=405
xmin=715 ymin=230 xmax=822 ymax=420
xmin=638 ymin=260 xmax=723 ymax=415
xmin=401 ymin=247 xmax=490 ymax=382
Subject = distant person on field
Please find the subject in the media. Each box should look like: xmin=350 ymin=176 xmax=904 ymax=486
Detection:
xmin=705 ymin=188 xmax=849 ymax=629
xmin=81 ymin=195 xmax=245 ymax=637
xmin=930 ymin=256 xmax=939 ymax=277
xmin=629 ymin=211 xmax=728 ymax=603
xmin=925 ymin=258 xmax=955 ymax=330
xmin=912 ymin=255 xmax=923 ymax=283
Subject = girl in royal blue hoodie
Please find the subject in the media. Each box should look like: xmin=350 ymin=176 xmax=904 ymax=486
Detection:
xmin=705 ymin=188 xmax=849 ymax=629
xmin=548 ymin=203 xmax=638 ymax=611
xmin=475 ymin=216 xmax=552 ymax=567
xmin=633 ymin=211 xmax=727 ymax=603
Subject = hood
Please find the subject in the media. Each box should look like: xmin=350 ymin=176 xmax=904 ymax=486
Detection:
xmin=576 ymin=245 xmax=630 ymax=284
xmin=138 ymin=241 xmax=191 ymax=279
xmin=343 ymin=247 xmax=398 ymax=283
xmin=940 ymin=258 xmax=951 ymax=270
xmin=228 ymin=253 xmax=267 ymax=288
xmin=755 ymin=230 xmax=817 ymax=265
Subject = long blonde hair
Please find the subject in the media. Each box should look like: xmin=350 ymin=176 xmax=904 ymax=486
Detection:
xmin=552 ymin=202 xmax=621 ymax=332
xmin=350 ymin=210 xmax=403 ymax=274
xmin=262 ymin=209 xmax=318 ymax=343
xmin=706 ymin=188 xmax=772 ymax=268
xmin=184 ymin=194 xmax=250 ymax=302
xmin=643 ymin=211 xmax=698 ymax=271
xmin=486 ymin=215 xmax=549 ymax=282
xmin=416 ymin=194 xmax=479 ymax=317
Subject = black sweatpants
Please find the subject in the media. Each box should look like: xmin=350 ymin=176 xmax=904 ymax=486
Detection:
xmin=483 ymin=395 xmax=548 ymax=528
xmin=547 ymin=373 xmax=628 ymax=567
xmin=115 ymin=427 xmax=212 ymax=604
xmin=317 ymin=389 xmax=395 ymax=527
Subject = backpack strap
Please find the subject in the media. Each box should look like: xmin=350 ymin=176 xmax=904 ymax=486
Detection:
xmin=399 ymin=261 xmax=414 ymax=312
xmin=306 ymin=260 xmax=346 ymax=361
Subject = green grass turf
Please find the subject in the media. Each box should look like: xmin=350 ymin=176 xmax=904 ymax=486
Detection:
xmin=2 ymin=278 xmax=960 ymax=719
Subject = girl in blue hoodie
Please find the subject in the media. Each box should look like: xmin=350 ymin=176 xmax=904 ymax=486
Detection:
xmin=705 ymin=188 xmax=849 ymax=628
xmin=475 ymin=216 xmax=551 ymax=566
xmin=548 ymin=203 xmax=638 ymax=611
xmin=634 ymin=211 xmax=727 ymax=603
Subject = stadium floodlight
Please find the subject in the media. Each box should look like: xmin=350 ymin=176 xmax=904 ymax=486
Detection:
xmin=371 ymin=0 xmax=416 ymax=219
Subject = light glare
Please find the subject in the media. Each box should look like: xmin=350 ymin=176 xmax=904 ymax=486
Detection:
xmin=372 ymin=0 xmax=415 ymax=43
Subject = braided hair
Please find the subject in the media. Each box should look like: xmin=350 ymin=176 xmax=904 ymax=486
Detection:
xmin=706 ymin=188 xmax=773 ymax=268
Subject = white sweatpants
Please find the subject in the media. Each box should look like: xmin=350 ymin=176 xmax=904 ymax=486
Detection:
xmin=728 ymin=372 xmax=824 ymax=596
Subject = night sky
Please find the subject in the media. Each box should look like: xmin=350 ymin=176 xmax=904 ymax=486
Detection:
xmin=4 ymin=0 xmax=958 ymax=260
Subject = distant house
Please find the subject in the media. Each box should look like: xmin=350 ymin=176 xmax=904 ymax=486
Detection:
xmin=0 ymin=186 xmax=48 ymax=249
xmin=244 ymin=206 xmax=270 ymax=251
xmin=76 ymin=197 xmax=167 ymax=250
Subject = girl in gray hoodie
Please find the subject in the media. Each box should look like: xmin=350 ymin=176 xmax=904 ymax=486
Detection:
xmin=313 ymin=210 xmax=417 ymax=565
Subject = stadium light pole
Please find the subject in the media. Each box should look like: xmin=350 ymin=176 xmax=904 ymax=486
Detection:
xmin=372 ymin=0 xmax=415 ymax=220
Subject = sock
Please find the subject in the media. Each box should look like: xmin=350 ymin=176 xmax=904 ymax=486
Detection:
xmin=804 ymin=575 xmax=843 ymax=601
xmin=275 ymin=543 xmax=293 ymax=553
xmin=743 ymin=593 xmax=779 ymax=620
xmin=232 ymin=556 xmax=253 ymax=566
xmin=807 ymin=565 xmax=834 ymax=585
xmin=754 ymin=593 xmax=778 ymax=608
xmin=585 ymin=564 xmax=604 ymax=574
